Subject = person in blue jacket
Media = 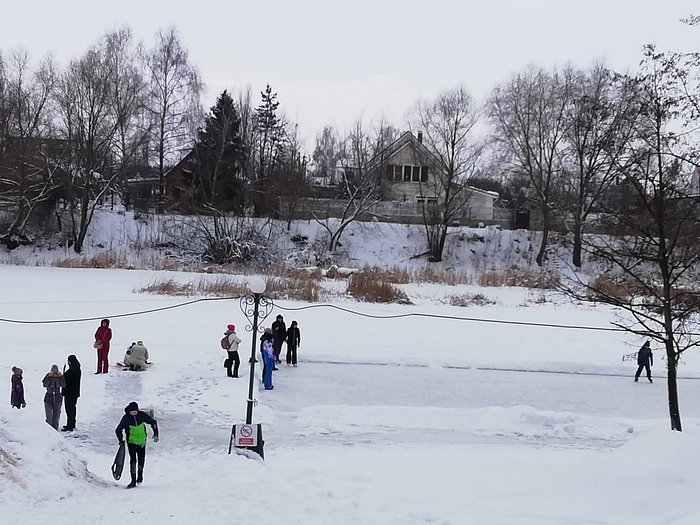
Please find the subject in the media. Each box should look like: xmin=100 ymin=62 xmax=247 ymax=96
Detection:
xmin=634 ymin=340 xmax=653 ymax=383
xmin=261 ymin=329 xmax=276 ymax=390
xmin=115 ymin=401 xmax=159 ymax=488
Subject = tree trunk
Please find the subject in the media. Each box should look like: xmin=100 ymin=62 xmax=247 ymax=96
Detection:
xmin=666 ymin=341 xmax=682 ymax=431
xmin=536 ymin=208 xmax=550 ymax=266
xmin=572 ymin=212 xmax=582 ymax=269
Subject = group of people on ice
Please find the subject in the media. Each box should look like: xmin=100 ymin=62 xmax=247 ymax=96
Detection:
xmin=11 ymin=355 xmax=82 ymax=432
xmin=221 ymin=314 xmax=301 ymax=390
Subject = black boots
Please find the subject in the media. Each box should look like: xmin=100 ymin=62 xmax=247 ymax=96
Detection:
xmin=127 ymin=479 xmax=137 ymax=488
xmin=137 ymin=470 xmax=143 ymax=484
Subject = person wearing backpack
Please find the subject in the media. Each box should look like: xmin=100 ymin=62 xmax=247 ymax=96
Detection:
xmin=222 ymin=324 xmax=242 ymax=378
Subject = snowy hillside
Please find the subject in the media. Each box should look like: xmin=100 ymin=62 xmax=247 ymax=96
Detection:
xmin=1 ymin=208 xmax=549 ymax=275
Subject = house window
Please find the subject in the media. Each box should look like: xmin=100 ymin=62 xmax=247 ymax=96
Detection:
xmin=385 ymin=164 xmax=393 ymax=181
xmin=412 ymin=166 xmax=422 ymax=182
xmin=416 ymin=197 xmax=438 ymax=206
xmin=421 ymin=166 xmax=428 ymax=182
xmin=403 ymin=166 xmax=412 ymax=182
xmin=394 ymin=165 xmax=402 ymax=180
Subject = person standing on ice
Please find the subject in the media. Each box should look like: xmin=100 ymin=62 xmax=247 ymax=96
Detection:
xmin=94 ymin=318 xmax=112 ymax=374
xmin=61 ymin=355 xmax=81 ymax=431
xmin=285 ymin=320 xmax=301 ymax=366
xmin=10 ymin=366 xmax=26 ymax=409
xmin=634 ymin=340 xmax=653 ymax=383
xmin=260 ymin=328 xmax=275 ymax=382
xmin=115 ymin=401 xmax=159 ymax=489
xmin=261 ymin=336 xmax=276 ymax=390
xmin=271 ymin=314 xmax=286 ymax=365
xmin=42 ymin=364 xmax=66 ymax=430
xmin=223 ymin=324 xmax=242 ymax=378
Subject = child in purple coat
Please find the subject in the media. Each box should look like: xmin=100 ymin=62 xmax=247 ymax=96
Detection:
xmin=11 ymin=367 xmax=26 ymax=409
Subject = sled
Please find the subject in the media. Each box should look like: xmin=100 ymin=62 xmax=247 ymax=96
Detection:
xmin=111 ymin=442 xmax=126 ymax=480
xmin=115 ymin=362 xmax=153 ymax=371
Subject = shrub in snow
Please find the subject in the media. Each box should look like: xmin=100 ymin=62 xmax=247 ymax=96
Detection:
xmin=346 ymin=269 xmax=411 ymax=304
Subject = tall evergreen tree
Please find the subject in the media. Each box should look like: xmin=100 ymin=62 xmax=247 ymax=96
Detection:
xmin=254 ymin=84 xmax=285 ymax=182
xmin=189 ymin=90 xmax=247 ymax=212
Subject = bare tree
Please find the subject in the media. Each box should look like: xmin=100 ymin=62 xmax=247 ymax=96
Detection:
xmin=311 ymin=125 xmax=342 ymax=186
xmin=270 ymin=122 xmax=310 ymax=230
xmin=410 ymin=86 xmax=483 ymax=262
xmin=488 ymin=66 xmax=573 ymax=266
xmin=560 ymin=64 xmax=638 ymax=268
xmin=313 ymin=119 xmax=389 ymax=252
xmin=0 ymin=50 xmax=58 ymax=247
xmin=143 ymin=27 xmax=202 ymax=213
xmin=55 ymin=30 xmax=142 ymax=252
xmin=566 ymin=48 xmax=700 ymax=431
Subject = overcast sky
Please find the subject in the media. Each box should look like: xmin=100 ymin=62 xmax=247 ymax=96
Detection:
xmin=2 ymin=1 xmax=698 ymax=151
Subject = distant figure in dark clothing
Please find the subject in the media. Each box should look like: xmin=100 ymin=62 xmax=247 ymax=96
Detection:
xmin=11 ymin=367 xmax=26 ymax=409
xmin=285 ymin=320 xmax=301 ymax=366
xmin=62 ymin=355 xmax=81 ymax=431
xmin=635 ymin=340 xmax=653 ymax=383
xmin=42 ymin=364 xmax=66 ymax=430
xmin=271 ymin=315 xmax=286 ymax=364
xmin=115 ymin=401 xmax=159 ymax=489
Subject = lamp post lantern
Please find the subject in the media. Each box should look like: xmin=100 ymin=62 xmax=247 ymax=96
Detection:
xmin=229 ymin=277 xmax=273 ymax=459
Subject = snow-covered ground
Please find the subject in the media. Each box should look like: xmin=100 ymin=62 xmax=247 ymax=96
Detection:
xmin=2 ymin=264 xmax=700 ymax=524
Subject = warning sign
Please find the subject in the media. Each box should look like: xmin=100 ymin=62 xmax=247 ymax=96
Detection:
xmin=234 ymin=424 xmax=258 ymax=447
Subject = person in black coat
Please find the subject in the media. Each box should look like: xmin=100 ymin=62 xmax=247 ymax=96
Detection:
xmin=62 ymin=355 xmax=81 ymax=431
xmin=285 ymin=320 xmax=301 ymax=366
xmin=271 ymin=315 xmax=286 ymax=364
xmin=635 ymin=340 xmax=653 ymax=383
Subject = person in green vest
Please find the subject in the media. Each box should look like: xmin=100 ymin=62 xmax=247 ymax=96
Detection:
xmin=115 ymin=401 xmax=159 ymax=488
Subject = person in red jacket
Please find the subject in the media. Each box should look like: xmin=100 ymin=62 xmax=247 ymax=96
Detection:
xmin=94 ymin=319 xmax=112 ymax=374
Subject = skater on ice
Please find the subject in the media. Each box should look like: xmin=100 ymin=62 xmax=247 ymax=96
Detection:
xmin=635 ymin=340 xmax=653 ymax=383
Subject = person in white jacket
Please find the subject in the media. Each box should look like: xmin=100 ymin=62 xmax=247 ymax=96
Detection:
xmin=223 ymin=324 xmax=242 ymax=378
xmin=124 ymin=341 xmax=150 ymax=371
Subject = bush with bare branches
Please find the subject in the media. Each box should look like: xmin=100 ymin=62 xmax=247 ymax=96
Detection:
xmin=346 ymin=269 xmax=411 ymax=303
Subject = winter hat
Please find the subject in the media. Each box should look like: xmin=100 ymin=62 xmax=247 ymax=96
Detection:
xmin=227 ymin=324 xmax=236 ymax=331
xmin=276 ymin=314 xmax=283 ymax=320
xmin=291 ymin=320 xmax=298 ymax=326
xmin=125 ymin=401 xmax=139 ymax=413
xmin=67 ymin=355 xmax=80 ymax=368
xmin=12 ymin=366 xmax=22 ymax=375
xmin=50 ymin=364 xmax=59 ymax=374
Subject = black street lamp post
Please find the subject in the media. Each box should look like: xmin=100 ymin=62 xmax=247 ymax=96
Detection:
xmin=229 ymin=277 xmax=273 ymax=459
